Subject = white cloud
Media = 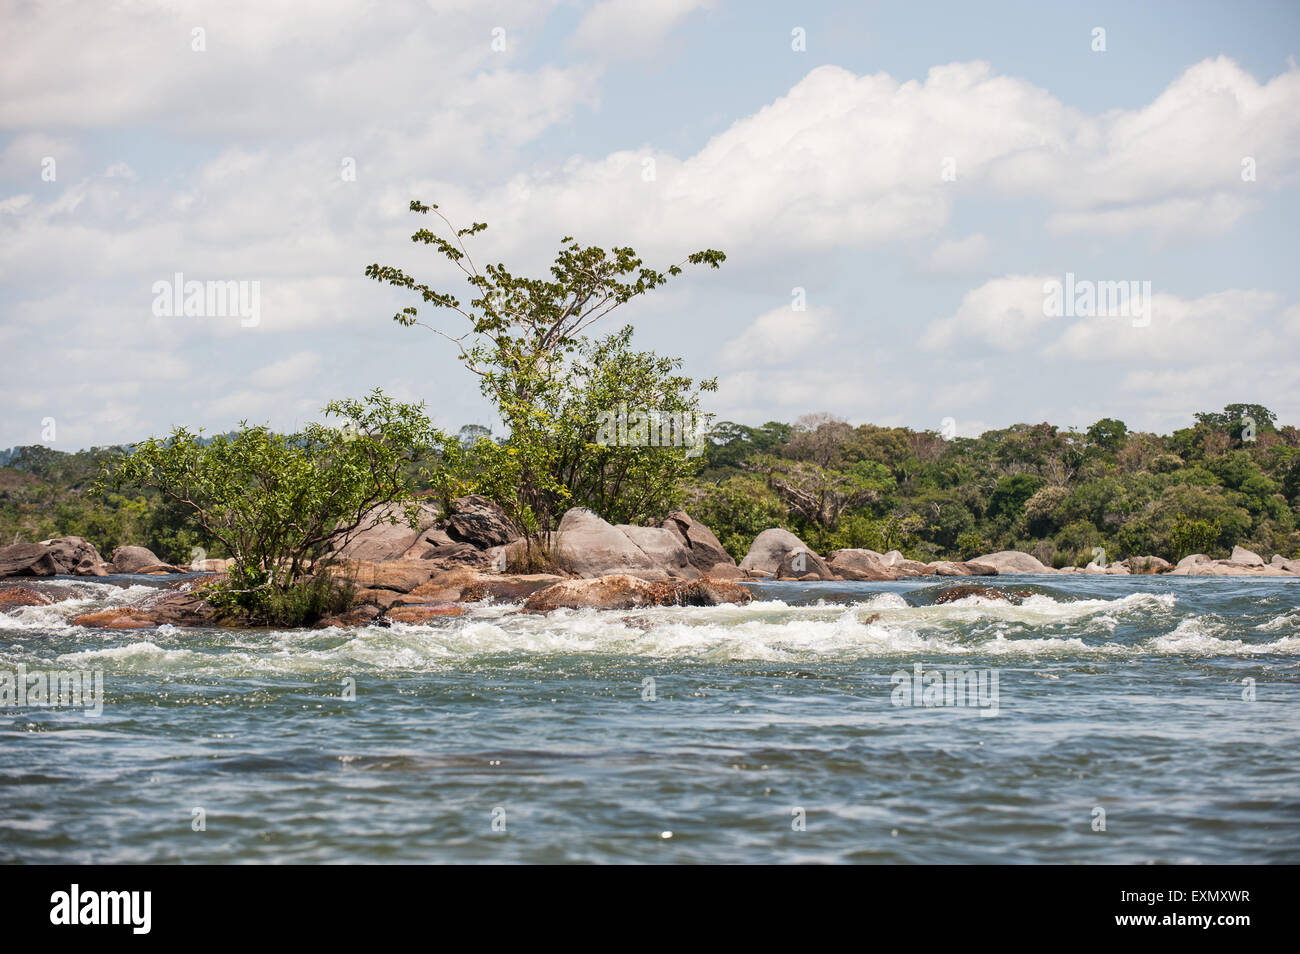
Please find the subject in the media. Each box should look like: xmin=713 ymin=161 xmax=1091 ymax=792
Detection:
xmin=928 ymin=233 xmax=991 ymax=274
xmin=571 ymin=0 xmax=711 ymax=58
xmin=720 ymin=306 xmax=833 ymax=368
xmin=248 ymin=351 xmax=321 ymax=389
xmin=922 ymin=275 xmax=1051 ymax=352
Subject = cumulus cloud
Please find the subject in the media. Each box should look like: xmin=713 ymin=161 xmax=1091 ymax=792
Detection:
xmin=720 ymin=306 xmax=834 ymax=368
xmin=3 ymin=2 xmax=1300 ymax=445
xmin=571 ymin=0 xmax=712 ymax=58
xmin=928 ymin=233 xmax=991 ymax=275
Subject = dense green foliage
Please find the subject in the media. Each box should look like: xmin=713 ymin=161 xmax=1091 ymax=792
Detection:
xmin=92 ymin=390 xmax=442 ymax=624
xmin=7 ymin=403 xmax=1296 ymax=577
xmin=687 ymin=406 xmax=1300 ymax=566
xmin=366 ymin=200 xmax=724 ymax=545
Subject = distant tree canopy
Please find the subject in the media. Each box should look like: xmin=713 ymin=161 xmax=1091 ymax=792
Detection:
xmin=687 ymin=403 xmax=1299 ymax=564
xmin=5 ymin=382 xmax=1297 ymax=577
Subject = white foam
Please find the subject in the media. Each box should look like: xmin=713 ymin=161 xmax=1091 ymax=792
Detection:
xmin=6 ymin=584 xmax=1296 ymax=674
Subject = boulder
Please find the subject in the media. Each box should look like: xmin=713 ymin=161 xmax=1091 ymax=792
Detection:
xmin=827 ymin=549 xmax=897 ymax=581
xmin=933 ymin=585 xmax=1030 ymax=605
xmin=0 ymin=585 xmax=53 ymax=610
xmin=313 ymin=604 xmax=382 ymax=629
xmin=1229 ymin=546 xmax=1265 ymax=567
xmin=704 ymin=563 xmax=745 ymax=581
xmin=384 ymin=603 xmax=465 ymax=624
xmin=553 ymin=508 xmax=668 ymax=581
xmin=340 ymin=559 xmax=439 ymax=594
xmin=330 ymin=501 xmax=443 ymax=563
xmin=619 ymin=525 xmax=700 ymax=579
xmin=40 ymin=536 xmax=107 ymax=575
xmin=444 ymin=495 xmax=519 ymax=549
xmin=72 ymin=607 xmax=155 ymax=629
xmin=661 ymin=511 xmax=735 ymax=572
xmin=139 ymin=589 xmax=218 ymax=626
xmin=0 ymin=543 xmax=59 ymax=577
xmin=1127 ymin=556 xmax=1172 ymax=575
xmin=929 ymin=560 xmax=998 ymax=577
xmin=523 ymin=574 xmax=752 ymax=613
xmin=740 ymin=528 xmax=834 ymax=580
xmin=1272 ymin=554 xmax=1287 ymax=566
xmin=354 ymin=587 xmax=405 ymax=610
xmin=970 ymin=550 xmax=1052 ymax=574
xmin=1172 ymin=553 xmax=1211 ymax=574
xmin=109 ymin=545 xmax=181 ymax=574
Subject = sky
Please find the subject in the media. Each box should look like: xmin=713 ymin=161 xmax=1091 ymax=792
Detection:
xmin=2 ymin=0 xmax=1299 ymax=450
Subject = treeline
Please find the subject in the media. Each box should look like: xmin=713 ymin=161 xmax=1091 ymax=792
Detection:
xmin=4 ymin=402 xmax=1297 ymax=569
xmin=687 ymin=403 xmax=1300 ymax=566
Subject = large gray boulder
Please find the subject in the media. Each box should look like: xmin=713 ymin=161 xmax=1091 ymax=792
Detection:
xmin=1172 ymin=553 xmax=1211 ymax=574
xmin=661 ymin=511 xmax=735 ymax=572
xmin=41 ymin=536 xmax=108 ymax=575
xmin=1229 ymin=546 xmax=1265 ymax=567
xmin=331 ymin=501 xmax=443 ymax=562
xmin=970 ymin=550 xmax=1052 ymax=574
xmin=740 ymin=528 xmax=835 ymax=580
xmin=0 ymin=543 xmax=59 ymax=577
xmin=619 ymin=525 xmax=700 ymax=579
xmin=523 ymin=574 xmax=752 ymax=612
xmin=108 ymin=545 xmax=181 ymax=574
xmin=827 ymin=549 xmax=897 ymax=581
xmin=553 ymin=508 xmax=668 ymax=581
xmin=1126 ymin=555 xmax=1172 ymax=575
xmin=445 ymin=495 xmax=519 ymax=549
xmin=928 ymin=560 xmax=998 ymax=577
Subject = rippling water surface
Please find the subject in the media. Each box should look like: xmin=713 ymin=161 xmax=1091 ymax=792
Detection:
xmin=2 ymin=575 xmax=1298 ymax=863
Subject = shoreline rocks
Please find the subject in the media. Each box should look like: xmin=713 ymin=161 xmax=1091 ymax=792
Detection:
xmin=522 ymin=574 xmax=752 ymax=612
xmin=741 ymin=528 xmax=835 ymax=580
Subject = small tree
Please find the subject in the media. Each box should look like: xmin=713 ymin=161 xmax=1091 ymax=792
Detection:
xmin=366 ymin=201 xmax=724 ymax=540
xmin=97 ymin=390 xmax=444 ymax=623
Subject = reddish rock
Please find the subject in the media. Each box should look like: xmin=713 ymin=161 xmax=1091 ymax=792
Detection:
xmin=0 ymin=586 xmax=52 ymax=610
xmin=523 ymin=574 xmax=752 ymax=612
xmin=73 ymin=608 xmax=155 ymax=629
xmin=313 ymin=604 xmax=382 ymax=628
xmin=385 ymin=603 xmax=465 ymax=623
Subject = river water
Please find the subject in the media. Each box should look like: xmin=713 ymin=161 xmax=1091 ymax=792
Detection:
xmin=2 ymin=575 xmax=1297 ymax=863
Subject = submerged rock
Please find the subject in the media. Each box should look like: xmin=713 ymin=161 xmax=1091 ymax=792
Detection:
xmin=313 ymin=604 xmax=382 ymax=629
xmin=0 ymin=585 xmax=53 ymax=610
xmin=932 ymin=585 xmax=1030 ymax=605
xmin=384 ymin=603 xmax=465 ymax=623
xmin=72 ymin=607 xmax=156 ymax=629
xmin=523 ymin=574 xmax=752 ymax=612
